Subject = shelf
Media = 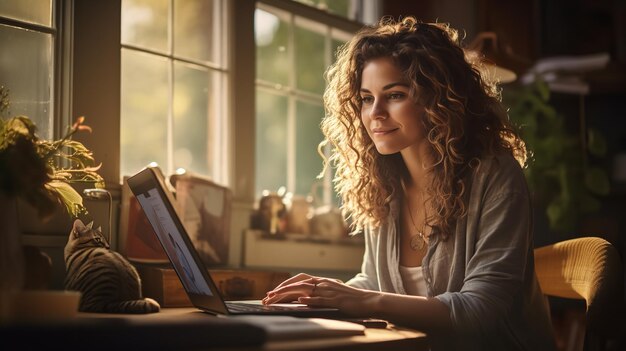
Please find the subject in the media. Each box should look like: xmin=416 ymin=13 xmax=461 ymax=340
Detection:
xmin=243 ymin=230 xmax=364 ymax=272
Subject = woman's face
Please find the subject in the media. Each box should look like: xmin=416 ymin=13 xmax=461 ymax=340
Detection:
xmin=359 ymin=57 xmax=427 ymax=156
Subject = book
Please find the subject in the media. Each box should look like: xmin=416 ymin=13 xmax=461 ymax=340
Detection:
xmin=230 ymin=315 xmax=366 ymax=340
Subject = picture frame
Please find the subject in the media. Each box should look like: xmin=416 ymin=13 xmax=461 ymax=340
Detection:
xmin=119 ymin=176 xmax=169 ymax=263
xmin=170 ymin=172 xmax=232 ymax=267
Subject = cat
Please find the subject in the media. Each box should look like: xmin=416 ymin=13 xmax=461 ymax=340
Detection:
xmin=64 ymin=219 xmax=160 ymax=313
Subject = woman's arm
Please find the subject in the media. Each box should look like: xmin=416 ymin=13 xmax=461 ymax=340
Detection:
xmin=435 ymin=157 xmax=533 ymax=334
xmin=344 ymin=227 xmax=379 ymax=290
xmin=262 ymin=226 xmax=379 ymax=303
xmin=264 ymin=276 xmax=452 ymax=332
xmin=374 ymin=291 xmax=452 ymax=331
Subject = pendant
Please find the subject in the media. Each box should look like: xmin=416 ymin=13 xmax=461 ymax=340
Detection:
xmin=409 ymin=233 xmax=425 ymax=251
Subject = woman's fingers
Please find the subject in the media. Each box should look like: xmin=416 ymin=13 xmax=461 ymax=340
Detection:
xmin=271 ymin=273 xmax=314 ymax=290
xmin=272 ymin=279 xmax=317 ymax=295
xmin=298 ymin=281 xmax=378 ymax=317
xmin=264 ymin=278 xmax=378 ymax=317
xmin=268 ymin=274 xmax=341 ymax=295
xmin=263 ymin=290 xmax=306 ymax=304
xmin=267 ymin=277 xmax=318 ymax=296
xmin=262 ymin=279 xmax=317 ymax=304
xmin=263 ymin=279 xmax=338 ymax=304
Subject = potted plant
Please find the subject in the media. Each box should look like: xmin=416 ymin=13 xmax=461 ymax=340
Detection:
xmin=0 ymin=85 xmax=104 ymax=317
xmin=503 ymin=78 xmax=610 ymax=238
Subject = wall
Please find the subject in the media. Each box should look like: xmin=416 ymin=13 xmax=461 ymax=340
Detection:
xmin=18 ymin=0 xmax=122 ymax=290
xmin=381 ymin=0 xmax=477 ymax=41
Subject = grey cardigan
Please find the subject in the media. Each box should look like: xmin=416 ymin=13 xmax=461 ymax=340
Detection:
xmin=346 ymin=155 xmax=556 ymax=350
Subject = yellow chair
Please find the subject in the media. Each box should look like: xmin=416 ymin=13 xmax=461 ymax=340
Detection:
xmin=535 ymin=237 xmax=623 ymax=351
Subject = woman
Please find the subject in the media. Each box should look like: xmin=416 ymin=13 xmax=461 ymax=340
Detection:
xmin=263 ymin=17 xmax=555 ymax=350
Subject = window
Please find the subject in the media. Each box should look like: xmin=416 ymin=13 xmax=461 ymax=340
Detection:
xmin=292 ymin=0 xmax=380 ymax=23
xmin=0 ymin=0 xmax=58 ymax=139
xmin=255 ymin=1 xmax=369 ymax=204
xmin=120 ymin=0 xmax=229 ymax=183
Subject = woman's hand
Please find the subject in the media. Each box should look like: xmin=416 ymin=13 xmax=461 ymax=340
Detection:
xmin=262 ymin=273 xmax=380 ymax=317
xmin=262 ymin=273 xmax=336 ymax=305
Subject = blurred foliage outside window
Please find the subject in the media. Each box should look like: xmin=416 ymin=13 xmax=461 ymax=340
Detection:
xmin=255 ymin=4 xmax=353 ymax=205
xmin=120 ymin=0 xmax=228 ymax=182
xmin=292 ymin=0 xmax=350 ymax=19
xmin=0 ymin=0 xmax=54 ymax=140
xmin=503 ymin=78 xmax=610 ymax=234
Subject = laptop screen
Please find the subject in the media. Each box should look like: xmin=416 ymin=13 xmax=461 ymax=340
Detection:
xmin=136 ymin=188 xmax=213 ymax=296
xmin=128 ymin=166 xmax=231 ymax=314
xmin=128 ymin=166 xmax=344 ymax=317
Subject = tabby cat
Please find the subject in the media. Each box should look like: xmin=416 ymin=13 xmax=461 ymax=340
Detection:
xmin=64 ymin=219 xmax=160 ymax=313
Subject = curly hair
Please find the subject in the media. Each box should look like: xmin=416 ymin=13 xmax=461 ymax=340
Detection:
xmin=321 ymin=17 xmax=527 ymax=237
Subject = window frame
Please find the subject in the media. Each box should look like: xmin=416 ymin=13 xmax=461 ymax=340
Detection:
xmin=0 ymin=0 xmax=71 ymax=140
xmin=254 ymin=0 xmax=362 ymax=204
xmin=120 ymin=0 xmax=230 ymax=184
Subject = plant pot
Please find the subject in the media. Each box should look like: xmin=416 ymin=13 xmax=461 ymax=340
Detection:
xmin=0 ymin=192 xmax=24 ymax=321
xmin=7 ymin=290 xmax=81 ymax=322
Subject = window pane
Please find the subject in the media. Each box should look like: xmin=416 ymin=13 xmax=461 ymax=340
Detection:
xmin=332 ymin=38 xmax=345 ymax=63
xmin=121 ymin=49 xmax=169 ymax=176
xmin=292 ymin=0 xmax=350 ymax=18
xmin=0 ymin=0 xmax=53 ymax=27
xmin=174 ymin=0 xmax=219 ymax=64
xmin=255 ymin=9 xmax=289 ymax=86
xmin=322 ymin=0 xmax=350 ymax=17
xmin=256 ymin=89 xmax=288 ymax=196
xmin=173 ymin=62 xmax=212 ymax=175
xmin=295 ymin=100 xmax=324 ymax=196
xmin=295 ymin=22 xmax=325 ymax=94
xmin=121 ymin=0 xmax=169 ymax=53
xmin=0 ymin=24 xmax=53 ymax=139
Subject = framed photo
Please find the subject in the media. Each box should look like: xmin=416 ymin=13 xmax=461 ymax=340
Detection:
xmin=119 ymin=176 xmax=169 ymax=263
xmin=170 ymin=172 xmax=232 ymax=267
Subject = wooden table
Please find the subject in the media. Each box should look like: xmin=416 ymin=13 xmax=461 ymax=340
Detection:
xmin=80 ymin=307 xmax=429 ymax=351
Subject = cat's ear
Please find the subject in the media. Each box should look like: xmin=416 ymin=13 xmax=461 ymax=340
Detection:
xmin=96 ymin=226 xmax=102 ymax=233
xmin=86 ymin=221 xmax=94 ymax=229
xmin=71 ymin=219 xmax=85 ymax=238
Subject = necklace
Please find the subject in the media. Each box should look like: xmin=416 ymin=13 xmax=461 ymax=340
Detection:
xmin=402 ymin=181 xmax=427 ymax=251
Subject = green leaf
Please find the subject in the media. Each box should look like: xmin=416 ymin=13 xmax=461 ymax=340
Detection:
xmin=44 ymin=181 xmax=84 ymax=217
xmin=585 ymin=167 xmax=610 ymax=195
xmin=1 ymin=113 xmax=102 ymax=219
xmin=579 ymin=193 xmax=601 ymax=213
xmin=546 ymin=202 xmax=560 ymax=227
xmin=546 ymin=198 xmax=576 ymax=233
xmin=587 ymin=128 xmax=607 ymax=157
xmin=536 ymin=79 xmax=550 ymax=102
xmin=540 ymin=105 xmax=557 ymax=120
xmin=546 ymin=204 xmax=565 ymax=232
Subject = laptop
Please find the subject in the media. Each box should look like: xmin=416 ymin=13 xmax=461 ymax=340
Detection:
xmin=127 ymin=165 xmax=343 ymax=318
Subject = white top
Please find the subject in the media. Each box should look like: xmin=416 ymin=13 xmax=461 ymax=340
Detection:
xmin=398 ymin=265 xmax=428 ymax=296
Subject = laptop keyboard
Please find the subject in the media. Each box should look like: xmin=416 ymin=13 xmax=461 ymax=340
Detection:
xmin=225 ymin=302 xmax=304 ymax=313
